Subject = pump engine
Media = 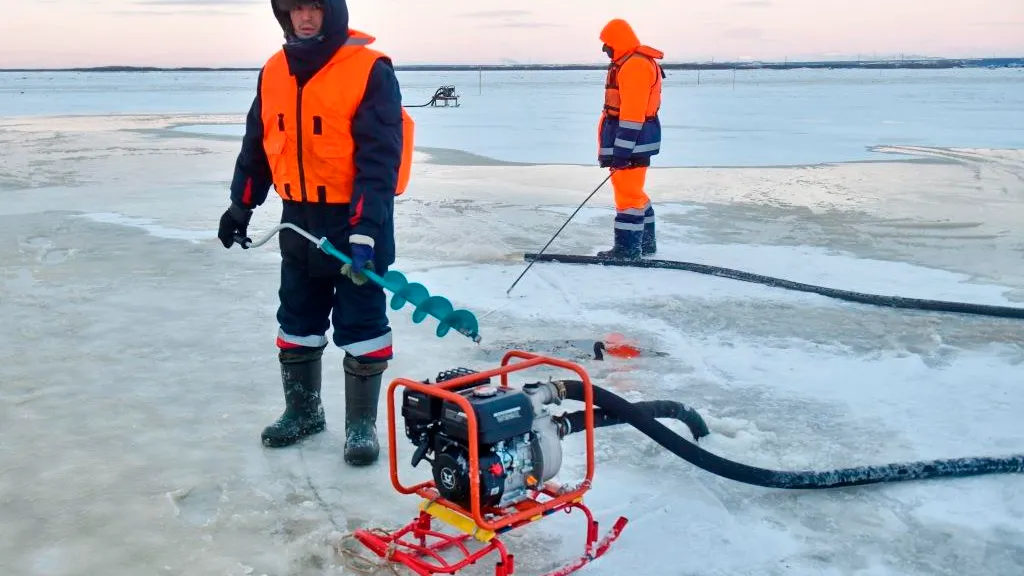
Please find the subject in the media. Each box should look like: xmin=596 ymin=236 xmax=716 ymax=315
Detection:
xmin=401 ymin=368 xmax=566 ymax=510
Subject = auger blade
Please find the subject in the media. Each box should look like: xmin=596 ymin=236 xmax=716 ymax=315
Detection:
xmin=395 ymin=283 xmax=430 ymax=311
xmin=400 ymin=282 xmax=431 ymax=307
xmin=382 ymin=271 xmax=410 ymax=309
xmin=380 ymin=268 xmax=480 ymax=341
xmin=442 ymin=309 xmax=480 ymax=340
xmin=380 ymin=269 xmax=408 ymax=291
xmin=413 ymin=295 xmax=454 ymax=324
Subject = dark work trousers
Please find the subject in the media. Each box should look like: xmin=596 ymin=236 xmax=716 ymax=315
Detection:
xmin=273 ymin=201 xmax=395 ymax=362
xmin=275 ymin=257 xmax=393 ymax=362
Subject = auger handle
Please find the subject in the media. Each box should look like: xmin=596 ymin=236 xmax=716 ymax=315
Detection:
xmin=235 ymin=226 xmax=390 ymax=288
xmin=235 ymin=224 xmax=380 ymax=275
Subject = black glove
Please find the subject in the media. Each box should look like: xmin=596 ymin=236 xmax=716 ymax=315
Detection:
xmin=217 ymin=203 xmax=253 ymax=248
xmin=609 ymin=155 xmax=631 ymax=170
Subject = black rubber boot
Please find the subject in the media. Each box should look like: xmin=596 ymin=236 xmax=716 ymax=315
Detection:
xmin=342 ymin=355 xmax=386 ymax=466
xmin=596 ymin=228 xmax=642 ymax=260
xmin=260 ymin=346 xmax=327 ymax=448
xmin=642 ymin=206 xmax=657 ymax=256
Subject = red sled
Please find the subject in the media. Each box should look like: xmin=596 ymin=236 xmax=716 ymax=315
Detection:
xmin=345 ymin=351 xmax=629 ymax=575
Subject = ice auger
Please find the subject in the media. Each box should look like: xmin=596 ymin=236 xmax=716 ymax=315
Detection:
xmin=231 ymin=223 xmax=482 ymax=343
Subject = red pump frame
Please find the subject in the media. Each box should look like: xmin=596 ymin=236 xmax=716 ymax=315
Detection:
xmin=387 ymin=350 xmax=595 ymax=529
xmin=351 ymin=351 xmax=626 ymax=576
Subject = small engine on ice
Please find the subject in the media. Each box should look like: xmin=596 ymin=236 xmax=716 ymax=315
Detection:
xmin=401 ymin=368 xmax=566 ymax=509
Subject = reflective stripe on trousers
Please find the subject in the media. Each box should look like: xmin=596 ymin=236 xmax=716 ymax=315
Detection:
xmin=339 ymin=331 xmax=393 ymax=360
xmin=277 ymin=329 xmax=329 ymax=349
xmin=278 ymin=328 xmax=392 ymax=361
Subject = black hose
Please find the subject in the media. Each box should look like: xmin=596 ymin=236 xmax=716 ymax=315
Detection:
xmin=405 ymin=86 xmax=457 ymax=108
xmin=523 ymin=253 xmax=1024 ymax=320
xmin=403 ymin=99 xmax=437 ymax=108
xmin=558 ymin=380 xmax=1024 ymax=489
xmin=557 ymin=400 xmax=711 ymax=442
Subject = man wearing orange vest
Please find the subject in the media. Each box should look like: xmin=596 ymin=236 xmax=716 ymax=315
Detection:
xmin=216 ymin=0 xmax=412 ymax=465
xmin=596 ymin=19 xmax=665 ymax=260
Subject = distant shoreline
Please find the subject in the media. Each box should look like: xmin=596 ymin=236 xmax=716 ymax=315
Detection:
xmin=2 ymin=57 xmax=1023 ymax=73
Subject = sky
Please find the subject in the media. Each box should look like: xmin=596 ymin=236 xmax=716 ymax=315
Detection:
xmin=1 ymin=0 xmax=1022 ymax=68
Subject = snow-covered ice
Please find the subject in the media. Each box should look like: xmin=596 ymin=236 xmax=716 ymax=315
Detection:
xmin=2 ymin=70 xmax=1023 ymax=576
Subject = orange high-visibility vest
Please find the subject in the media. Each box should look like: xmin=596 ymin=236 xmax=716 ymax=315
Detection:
xmin=259 ymin=31 xmax=414 ymax=204
xmin=603 ymin=48 xmax=663 ymax=121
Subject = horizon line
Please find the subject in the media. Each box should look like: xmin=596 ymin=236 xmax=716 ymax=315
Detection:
xmin=2 ymin=56 xmax=1023 ymax=73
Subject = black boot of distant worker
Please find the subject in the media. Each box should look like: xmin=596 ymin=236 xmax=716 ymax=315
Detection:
xmin=641 ymin=206 xmax=656 ymax=256
xmin=597 ymin=228 xmax=642 ymax=260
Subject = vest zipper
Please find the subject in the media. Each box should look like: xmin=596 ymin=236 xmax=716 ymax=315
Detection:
xmin=296 ymin=85 xmax=308 ymax=202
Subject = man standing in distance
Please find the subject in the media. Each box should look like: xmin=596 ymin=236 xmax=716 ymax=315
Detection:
xmin=596 ymin=18 xmax=665 ymax=260
xmin=217 ymin=0 xmax=413 ymax=466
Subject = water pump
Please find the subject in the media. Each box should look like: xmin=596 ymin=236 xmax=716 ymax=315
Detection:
xmin=401 ymin=368 xmax=566 ymax=510
xmin=350 ymin=351 xmax=628 ymax=576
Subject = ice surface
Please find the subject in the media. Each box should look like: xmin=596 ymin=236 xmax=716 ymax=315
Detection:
xmin=3 ymin=68 xmax=1023 ymax=166
xmin=74 ymin=212 xmax=212 ymax=243
xmin=2 ymin=72 xmax=1023 ymax=576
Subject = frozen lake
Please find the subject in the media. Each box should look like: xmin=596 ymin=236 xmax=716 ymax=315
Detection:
xmin=2 ymin=68 xmax=1023 ymax=166
xmin=1 ymin=68 xmax=1023 ymax=576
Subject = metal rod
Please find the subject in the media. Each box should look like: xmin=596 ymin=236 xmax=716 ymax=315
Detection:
xmin=505 ymin=173 xmax=612 ymax=296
